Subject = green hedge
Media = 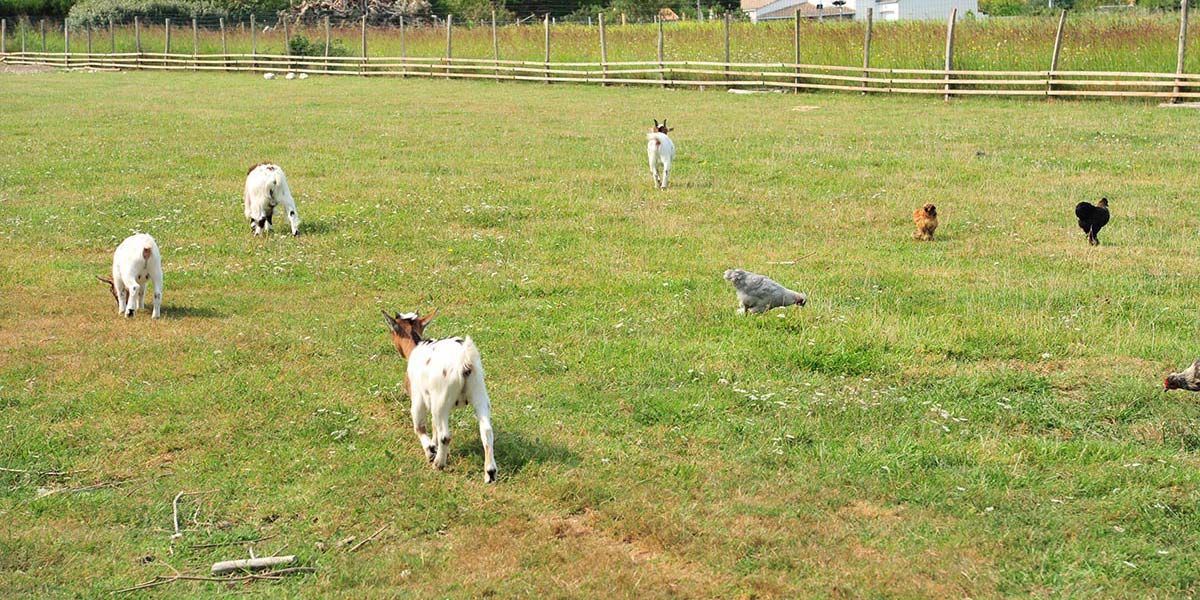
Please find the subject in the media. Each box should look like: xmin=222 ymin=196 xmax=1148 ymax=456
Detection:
xmin=0 ymin=0 xmax=76 ymax=17
xmin=66 ymin=0 xmax=289 ymax=26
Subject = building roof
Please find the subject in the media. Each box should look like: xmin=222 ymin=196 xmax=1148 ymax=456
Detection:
xmin=755 ymin=1 xmax=856 ymax=19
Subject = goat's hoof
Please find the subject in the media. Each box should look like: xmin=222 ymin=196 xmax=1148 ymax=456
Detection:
xmin=485 ymin=469 xmax=497 ymax=484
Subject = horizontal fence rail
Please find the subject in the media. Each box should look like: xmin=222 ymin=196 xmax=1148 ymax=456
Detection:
xmin=4 ymin=51 xmax=1200 ymax=99
xmin=1 ymin=6 xmax=1198 ymax=102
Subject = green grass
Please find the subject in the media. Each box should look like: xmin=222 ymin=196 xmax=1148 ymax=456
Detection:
xmin=2 ymin=72 xmax=1200 ymax=598
xmin=6 ymin=12 xmax=1200 ymax=74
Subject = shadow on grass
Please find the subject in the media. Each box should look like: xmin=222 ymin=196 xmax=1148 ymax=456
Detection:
xmin=301 ymin=219 xmax=336 ymax=235
xmin=454 ymin=429 xmax=579 ymax=475
xmin=164 ymin=304 xmax=225 ymax=319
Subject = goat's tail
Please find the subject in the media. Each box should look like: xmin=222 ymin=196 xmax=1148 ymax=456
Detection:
xmin=460 ymin=337 xmax=485 ymax=381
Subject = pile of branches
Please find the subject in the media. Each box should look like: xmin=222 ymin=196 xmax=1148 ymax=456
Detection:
xmin=289 ymin=0 xmax=432 ymax=23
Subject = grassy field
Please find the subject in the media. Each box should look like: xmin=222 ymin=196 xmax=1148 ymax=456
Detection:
xmin=6 ymin=12 xmax=1200 ymax=74
xmin=2 ymin=72 xmax=1200 ymax=598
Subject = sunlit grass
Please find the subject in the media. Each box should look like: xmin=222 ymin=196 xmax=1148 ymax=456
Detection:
xmin=1 ymin=72 xmax=1199 ymax=598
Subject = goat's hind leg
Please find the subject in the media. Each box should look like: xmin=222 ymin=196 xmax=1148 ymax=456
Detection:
xmin=411 ymin=400 xmax=435 ymax=462
xmin=472 ymin=390 xmax=498 ymax=483
xmin=431 ymin=399 xmax=452 ymax=471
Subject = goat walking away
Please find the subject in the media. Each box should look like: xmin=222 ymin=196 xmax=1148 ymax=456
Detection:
xmin=98 ymin=233 xmax=163 ymax=319
xmin=647 ymin=119 xmax=675 ymax=190
xmin=383 ymin=310 xmax=497 ymax=483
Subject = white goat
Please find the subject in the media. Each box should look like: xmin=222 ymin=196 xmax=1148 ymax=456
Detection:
xmin=383 ymin=310 xmax=497 ymax=483
xmin=243 ymin=162 xmax=300 ymax=236
xmin=647 ymin=119 xmax=675 ymax=190
xmin=98 ymin=233 xmax=162 ymax=319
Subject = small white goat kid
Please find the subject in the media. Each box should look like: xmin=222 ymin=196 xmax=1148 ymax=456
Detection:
xmin=98 ymin=233 xmax=163 ymax=319
xmin=383 ymin=310 xmax=497 ymax=483
xmin=647 ymin=119 xmax=675 ymax=190
xmin=243 ymin=162 xmax=300 ymax=236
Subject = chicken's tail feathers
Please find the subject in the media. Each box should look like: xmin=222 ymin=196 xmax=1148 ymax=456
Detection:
xmin=1074 ymin=202 xmax=1094 ymax=219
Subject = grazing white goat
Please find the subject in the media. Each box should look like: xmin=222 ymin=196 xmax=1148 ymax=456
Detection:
xmin=647 ymin=119 xmax=675 ymax=190
xmin=98 ymin=233 xmax=162 ymax=319
xmin=383 ymin=310 xmax=497 ymax=483
xmin=243 ymin=162 xmax=300 ymax=236
xmin=724 ymin=269 xmax=807 ymax=315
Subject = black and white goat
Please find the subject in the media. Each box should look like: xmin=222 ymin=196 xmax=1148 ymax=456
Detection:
xmin=647 ymin=119 xmax=675 ymax=190
xmin=243 ymin=162 xmax=300 ymax=236
xmin=383 ymin=310 xmax=497 ymax=483
xmin=98 ymin=233 xmax=163 ymax=319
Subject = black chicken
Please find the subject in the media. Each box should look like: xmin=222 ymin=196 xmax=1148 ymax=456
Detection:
xmin=1075 ymin=198 xmax=1110 ymax=246
xmin=1165 ymin=360 xmax=1200 ymax=392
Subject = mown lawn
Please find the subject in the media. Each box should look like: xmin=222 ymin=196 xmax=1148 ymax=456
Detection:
xmin=1 ymin=72 xmax=1199 ymax=598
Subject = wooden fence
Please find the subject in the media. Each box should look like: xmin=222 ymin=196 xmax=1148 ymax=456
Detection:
xmin=1 ymin=7 xmax=1198 ymax=101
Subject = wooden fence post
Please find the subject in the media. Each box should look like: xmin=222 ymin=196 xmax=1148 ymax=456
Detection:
xmin=492 ymin=10 xmax=499 ymax=79
xmin=283 ymin=17 xmax=292 ymax=71
xmin=657 ymin=16 xmax=665 ymax=87
xmin=724 ymin=12 xmax=730 ymax=80
xmin=21 ymin=17 xmax=26 ymax=54
xmin=40 ymin=19 xmax=45 ymax=53
xmin=1174 ymin=0 xmax=1190 ymax=102
xmin=445 ymin=14 xmax=452 ymax=77
xmin=943 ymin=8 xmax=957 ymax=101
xmin=599 ymin=12 xmax=608 ymax=85
xmin=134 ymin=16 xmax=140 ymax=66
xmin=2 ymin=19 xmax=7 ymax=54
xmin=250 ymin=14 xmax=256 ymax=68
xmin=399 ymin=15 xmax=406 ymax=77
xmin=86 ymin=25 xmax=92 ymax=57
xmin=63 ymin=21 xmax=68 ymax=68
xmin=543 ymin=13 xmax=550 ymax=83
xmin=192 ymin=17 xmax=198 ymax=70
xmin=108 ymin=17 xmax=113 ymax=53
xmin=1048 ymin=9 xmax=1066 ymax=96
xmin=862 ymin=8 xmax=872 ymax=94
xmin=220 ymin=18 xmax=227 ymax=70
xmin=793 ymin=14 xmax=801 ymax=93
xmin=360 ymin=14 xmax=366 ymax=75
xmin=324 ymin=16 xmax=330 ymax=57
xmin=164 ymin=18 xmax=170 ymax=61
xmin=622 ymin=13 xmax=626 ymax=26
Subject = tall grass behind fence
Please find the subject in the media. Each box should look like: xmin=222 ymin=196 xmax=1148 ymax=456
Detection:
xmin=2 ymin=12 xmax=1199 ymax=98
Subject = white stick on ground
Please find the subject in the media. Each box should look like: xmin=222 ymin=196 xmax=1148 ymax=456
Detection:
xmin=211 ymin=555 xmax=296 ymax=576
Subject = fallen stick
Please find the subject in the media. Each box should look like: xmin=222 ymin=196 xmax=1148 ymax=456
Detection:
xmin=211 ymin=555 xmax=296 ymax=575
xmin=110 ymin=567 xmax=314 ymax=595
xmin=170 ymin=490 xmax=218 ymax=540
xmin=348 ymin=524 xmax=389 ymax=553
xmin=188 ymin=534 xmax=276 ymax=549
xmin=0 ymin=466 xmax=89 ymax=477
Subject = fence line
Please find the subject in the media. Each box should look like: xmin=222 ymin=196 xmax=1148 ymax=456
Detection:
xmin=1 ymin=12 xmax=1198 ymax=101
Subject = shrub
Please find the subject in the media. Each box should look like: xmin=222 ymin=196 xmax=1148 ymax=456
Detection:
xmin=0 ymin=0 xmax=76 ymax=18
xmin=287 ymin=32 xmax=351 ymax=56
xmin=67 ymin=0 xmax=228 ymax=27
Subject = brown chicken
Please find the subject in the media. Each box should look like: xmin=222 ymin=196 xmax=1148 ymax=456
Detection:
xmin=913 ymin=203 xmax=938 ymax=241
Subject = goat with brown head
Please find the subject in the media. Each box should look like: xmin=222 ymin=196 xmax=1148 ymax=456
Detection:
xmin=381 ymin=309 xmax=497 ymax=483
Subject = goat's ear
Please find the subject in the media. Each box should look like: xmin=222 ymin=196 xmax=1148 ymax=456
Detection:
xmin=653 ymin=119 xmax=659 ymax=127
xmin=419 ymin=310 xmax=437 ymax=327
xmin=381 ymin=310 xmax=403 ymax=335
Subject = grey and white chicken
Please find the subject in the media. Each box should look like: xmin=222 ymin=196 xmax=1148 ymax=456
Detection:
xmin=723 ymin=269 xmax=807 ymax=315
xmin=1164 ymin=360 xmax=1200 ymax=391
